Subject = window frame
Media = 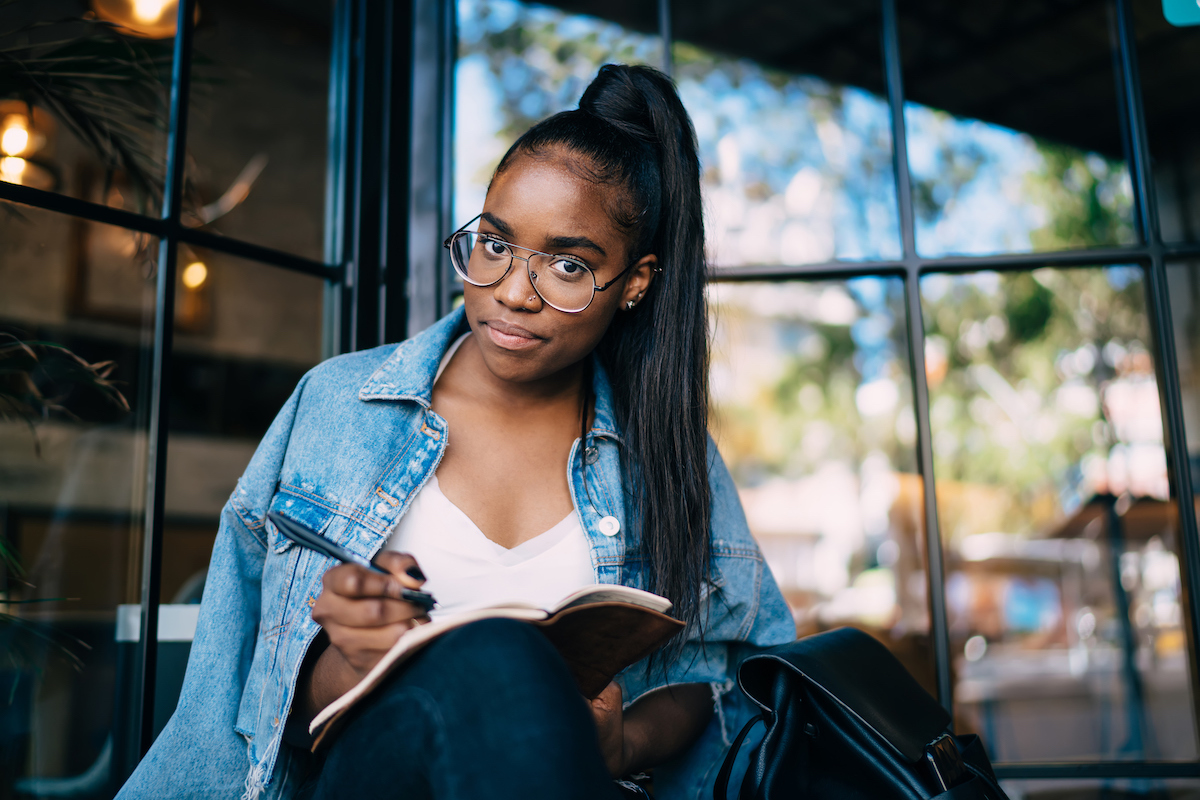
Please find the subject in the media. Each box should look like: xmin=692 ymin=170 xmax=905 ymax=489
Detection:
xmin=444 ymin=0 xmax=1200 ymax=781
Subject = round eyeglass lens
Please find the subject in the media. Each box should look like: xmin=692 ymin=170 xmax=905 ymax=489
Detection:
xmin=451 ymin=231 xmax=511 ymax=285
xmin=528 ymin=253 xmax=594 ymax=312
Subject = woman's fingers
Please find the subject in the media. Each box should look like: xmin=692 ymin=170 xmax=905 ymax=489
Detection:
xmin=312 ymin=583 xmax=423 ymax=629
xmin=373 ymin=550 xmax=427 ymax=589
xmin=320 ymin=551 xmax=426 ymax=602
xmin=313 ymin=556 xmax=431 ymax=675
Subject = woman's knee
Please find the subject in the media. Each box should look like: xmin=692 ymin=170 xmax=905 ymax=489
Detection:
xmin=407 ymin=619 xmax=578 ymax=698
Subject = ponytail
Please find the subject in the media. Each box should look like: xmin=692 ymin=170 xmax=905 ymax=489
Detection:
xmin=495 ymin=65 xmax=711 ymax=662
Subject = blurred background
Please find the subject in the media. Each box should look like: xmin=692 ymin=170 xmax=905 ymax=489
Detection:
xmin=1 ymin=0 xmax=1199 ymax=798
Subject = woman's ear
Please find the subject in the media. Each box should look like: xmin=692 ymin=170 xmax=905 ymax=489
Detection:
xmin=621 ymin=254 xmax=658 ymax=309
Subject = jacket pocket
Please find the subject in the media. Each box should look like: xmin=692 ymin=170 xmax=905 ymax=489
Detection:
xmin=266 ymin=487 xmax=337 ymax=555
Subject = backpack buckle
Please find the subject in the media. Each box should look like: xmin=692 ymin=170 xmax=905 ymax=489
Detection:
xmin=924 ymin=733 xmax=970 ymax=791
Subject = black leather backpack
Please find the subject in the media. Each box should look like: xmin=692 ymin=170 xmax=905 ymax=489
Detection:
xmin=715 ymin=627 xmax=1010 ymax=800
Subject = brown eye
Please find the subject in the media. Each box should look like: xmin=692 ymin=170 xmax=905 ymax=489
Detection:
xmin=548 ymin=257 xmax=588 ymax=281
xmin=482 ymin=238 xmax=510 ymax=258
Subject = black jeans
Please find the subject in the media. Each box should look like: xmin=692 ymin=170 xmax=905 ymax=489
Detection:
xmin=307 ymin=618 xmax=623 ymax=800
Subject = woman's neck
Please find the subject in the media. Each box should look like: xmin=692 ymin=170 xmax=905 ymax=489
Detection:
xmin=443 ymin=333 xmax=587 ymax=414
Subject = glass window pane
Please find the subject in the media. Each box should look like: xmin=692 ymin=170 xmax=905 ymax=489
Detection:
xmin=1136 ymin=5 xmax=1200 ymax=245
xmin=708 ymin=279 xmax=931 ymax=692
xmin=1167 ymin=261 xmax=1200 ymax=493
xmin=185 ymin=0 xmax=333 ymax=260
xmin=900 ymin=3 xmax=1136 ymax=257
xmin=675 ymin=2 xmax=902 ymax=266
xmin=921 ymin=267 xmax=1198 ymax=762
xmin=0 ymin=4 xmax=171 ymax=214
xmin=454 ymin=0 xmax=662 ymax=227
xmin=155 ymin=250 xmax=325 ymax=735
xmin=0 ymin=200 xmax=156 ymax=793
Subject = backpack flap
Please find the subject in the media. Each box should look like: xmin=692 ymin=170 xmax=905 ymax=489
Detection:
xmin=736 ymin=627 xmax=953 ymax=798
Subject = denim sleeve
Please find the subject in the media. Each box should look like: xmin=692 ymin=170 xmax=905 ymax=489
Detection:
xmin=117 ymin=378 xmax=308 ymax=800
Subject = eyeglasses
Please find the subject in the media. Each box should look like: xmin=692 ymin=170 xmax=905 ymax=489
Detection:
xmin=443 ymin=214 xmax=634 ymax=314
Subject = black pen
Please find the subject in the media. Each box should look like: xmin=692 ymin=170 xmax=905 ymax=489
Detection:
xmin=267 ymin=511 xmax=437 ymax=613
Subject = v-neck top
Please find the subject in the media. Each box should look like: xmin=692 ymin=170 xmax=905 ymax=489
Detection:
xmin=381 ymin=476 xmax=595 ymax=619
xmin=379 ymin=332 xmax=597 ymax=618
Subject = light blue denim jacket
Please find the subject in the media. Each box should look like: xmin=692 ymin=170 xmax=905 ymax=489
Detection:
xmin=118 ymin=307 xmax=795 ymax=800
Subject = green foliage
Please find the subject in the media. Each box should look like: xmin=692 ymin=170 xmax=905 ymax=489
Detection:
xmin=921 ymin=267 xmax=1152 ymax=538
xmin=1004 ymin=273 xmax=1054 ymax=343
xmin=1027 ymin=144 xmax=1135 ymax=250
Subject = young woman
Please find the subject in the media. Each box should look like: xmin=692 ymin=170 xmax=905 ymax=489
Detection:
xmin=118 ymin=64 xmax=794 ymax=800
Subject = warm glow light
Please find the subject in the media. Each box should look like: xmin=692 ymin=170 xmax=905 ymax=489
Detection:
xmin=0 ymin=156 xmax=27 ymax=183
xmin=1 ymin=123 xmax=29 ymax=157
xmin=182 ymin=261 xmax=208 ymax=289
xmin=133 ymin=0 xmax=172 ymax=22
xmin=91 ymin=0 xmax=195 ymax=39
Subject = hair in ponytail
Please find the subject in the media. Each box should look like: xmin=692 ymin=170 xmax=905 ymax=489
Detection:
xmin=494 ymin=64 xmax=711 ymax=662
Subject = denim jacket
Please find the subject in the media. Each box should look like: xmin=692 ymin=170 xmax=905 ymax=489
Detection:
xmin=118 ymin=307 xmax=795 ymax=800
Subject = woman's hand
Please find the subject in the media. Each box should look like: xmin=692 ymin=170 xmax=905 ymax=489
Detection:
xmin=590 ymin=681 xmax=630 ymax=777
xmin=295 ymin=552 xmax=430 ymax=726
xmin=311 ymin=550 xmax=430 ymax=678
xmin=591 ymin=682 xmax=713 ymax=777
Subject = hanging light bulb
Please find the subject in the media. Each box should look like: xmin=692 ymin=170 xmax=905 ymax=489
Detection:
xmin=1 ymin=124 xmax=29 ymax=157
xmin=182 ymin=260 xmax=208 ymax=290
xmin=90 ymin=0 xmax=200 ymax=39
xmin=0 ymin=103 xmax=57 ymax=191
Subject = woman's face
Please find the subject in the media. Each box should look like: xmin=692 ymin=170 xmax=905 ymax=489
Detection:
xmin=462 ymin=150 xmax=656 ymax=386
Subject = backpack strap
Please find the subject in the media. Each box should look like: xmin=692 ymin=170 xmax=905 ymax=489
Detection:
xmin=713 ymin=715 xmax=765 ymax=800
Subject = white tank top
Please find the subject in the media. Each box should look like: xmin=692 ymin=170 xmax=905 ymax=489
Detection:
xmin=380 ymin=334 xmax=597 ymax=619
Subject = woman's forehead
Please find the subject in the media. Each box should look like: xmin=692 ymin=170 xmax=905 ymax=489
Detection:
xmin=484 ymin=151 xmax=629 ymax=251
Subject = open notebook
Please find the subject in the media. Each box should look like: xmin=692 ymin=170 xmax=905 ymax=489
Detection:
xmin=309 ymin=584 xmax=684 ymax=750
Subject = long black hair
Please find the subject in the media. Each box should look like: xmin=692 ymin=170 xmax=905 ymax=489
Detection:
xmin=495 ymin=64 xmax=711 ymax=657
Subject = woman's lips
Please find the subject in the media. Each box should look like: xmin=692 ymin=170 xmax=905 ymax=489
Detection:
xmin=483 ymin=320 xmax=542 ymax=350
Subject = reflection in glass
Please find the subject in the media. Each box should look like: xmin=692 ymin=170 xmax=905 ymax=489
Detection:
xmin=922 ymin=268 xmax=1197 ymax=762
xmin=708 ymin=279 xmax=929 ymax=691
xmin=1136 ymin=7 xmax=1200 ymax=244
xmin=0 ymin=202 xmax=155 ymax=795
xmin=674 ymin=38 xmax=900 ymax=266
xmin=455 ymin=0 xmax=661 ymax=226
xmin=0 ymin=4 xmax=170 ymax=213
xmin=899 ymin=1 xmax=1135 ymax=258
xmin=1166 ymin=262 xmax=1200 ymax=492
xmin=185 ymin=0 xmax=332 ymax=260
xmin=164 ymin=247 xmax=324 ymax=598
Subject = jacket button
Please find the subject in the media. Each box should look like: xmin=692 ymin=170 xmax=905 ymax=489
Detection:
xmin=597 ymin=516 xmax=620 ymax=536
xmin=584 ymin=446 xmax=599 ymax=465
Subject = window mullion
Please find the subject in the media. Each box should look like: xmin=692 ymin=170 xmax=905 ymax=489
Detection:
xmin=881 ymin=0 xmax=953 ymax=712
xmin=1111 ymin=0 xmax=1200 ymax=741
xmin=137 ymin=0 xmax=195 ymax=759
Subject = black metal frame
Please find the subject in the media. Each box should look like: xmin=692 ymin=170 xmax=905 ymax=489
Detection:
xmin=2 ymin=0 xmax=1198 ymax=786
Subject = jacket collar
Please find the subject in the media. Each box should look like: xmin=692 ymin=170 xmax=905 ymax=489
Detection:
xmin=358 ymin=306 xmax=622 ymax=441
xmin=358 ymin=307 xmax=469 ymax=406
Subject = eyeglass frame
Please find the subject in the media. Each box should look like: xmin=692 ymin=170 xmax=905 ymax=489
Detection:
xmin=442 ymin=214 xmax=645 ymax=314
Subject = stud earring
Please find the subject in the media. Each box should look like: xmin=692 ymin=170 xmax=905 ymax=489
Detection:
xmin=626 ymin=300 xmax=635 ymax=310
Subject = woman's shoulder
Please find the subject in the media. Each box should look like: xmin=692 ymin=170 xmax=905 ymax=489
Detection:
xmin=298 ymin=308 xmax=468 ymax=402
